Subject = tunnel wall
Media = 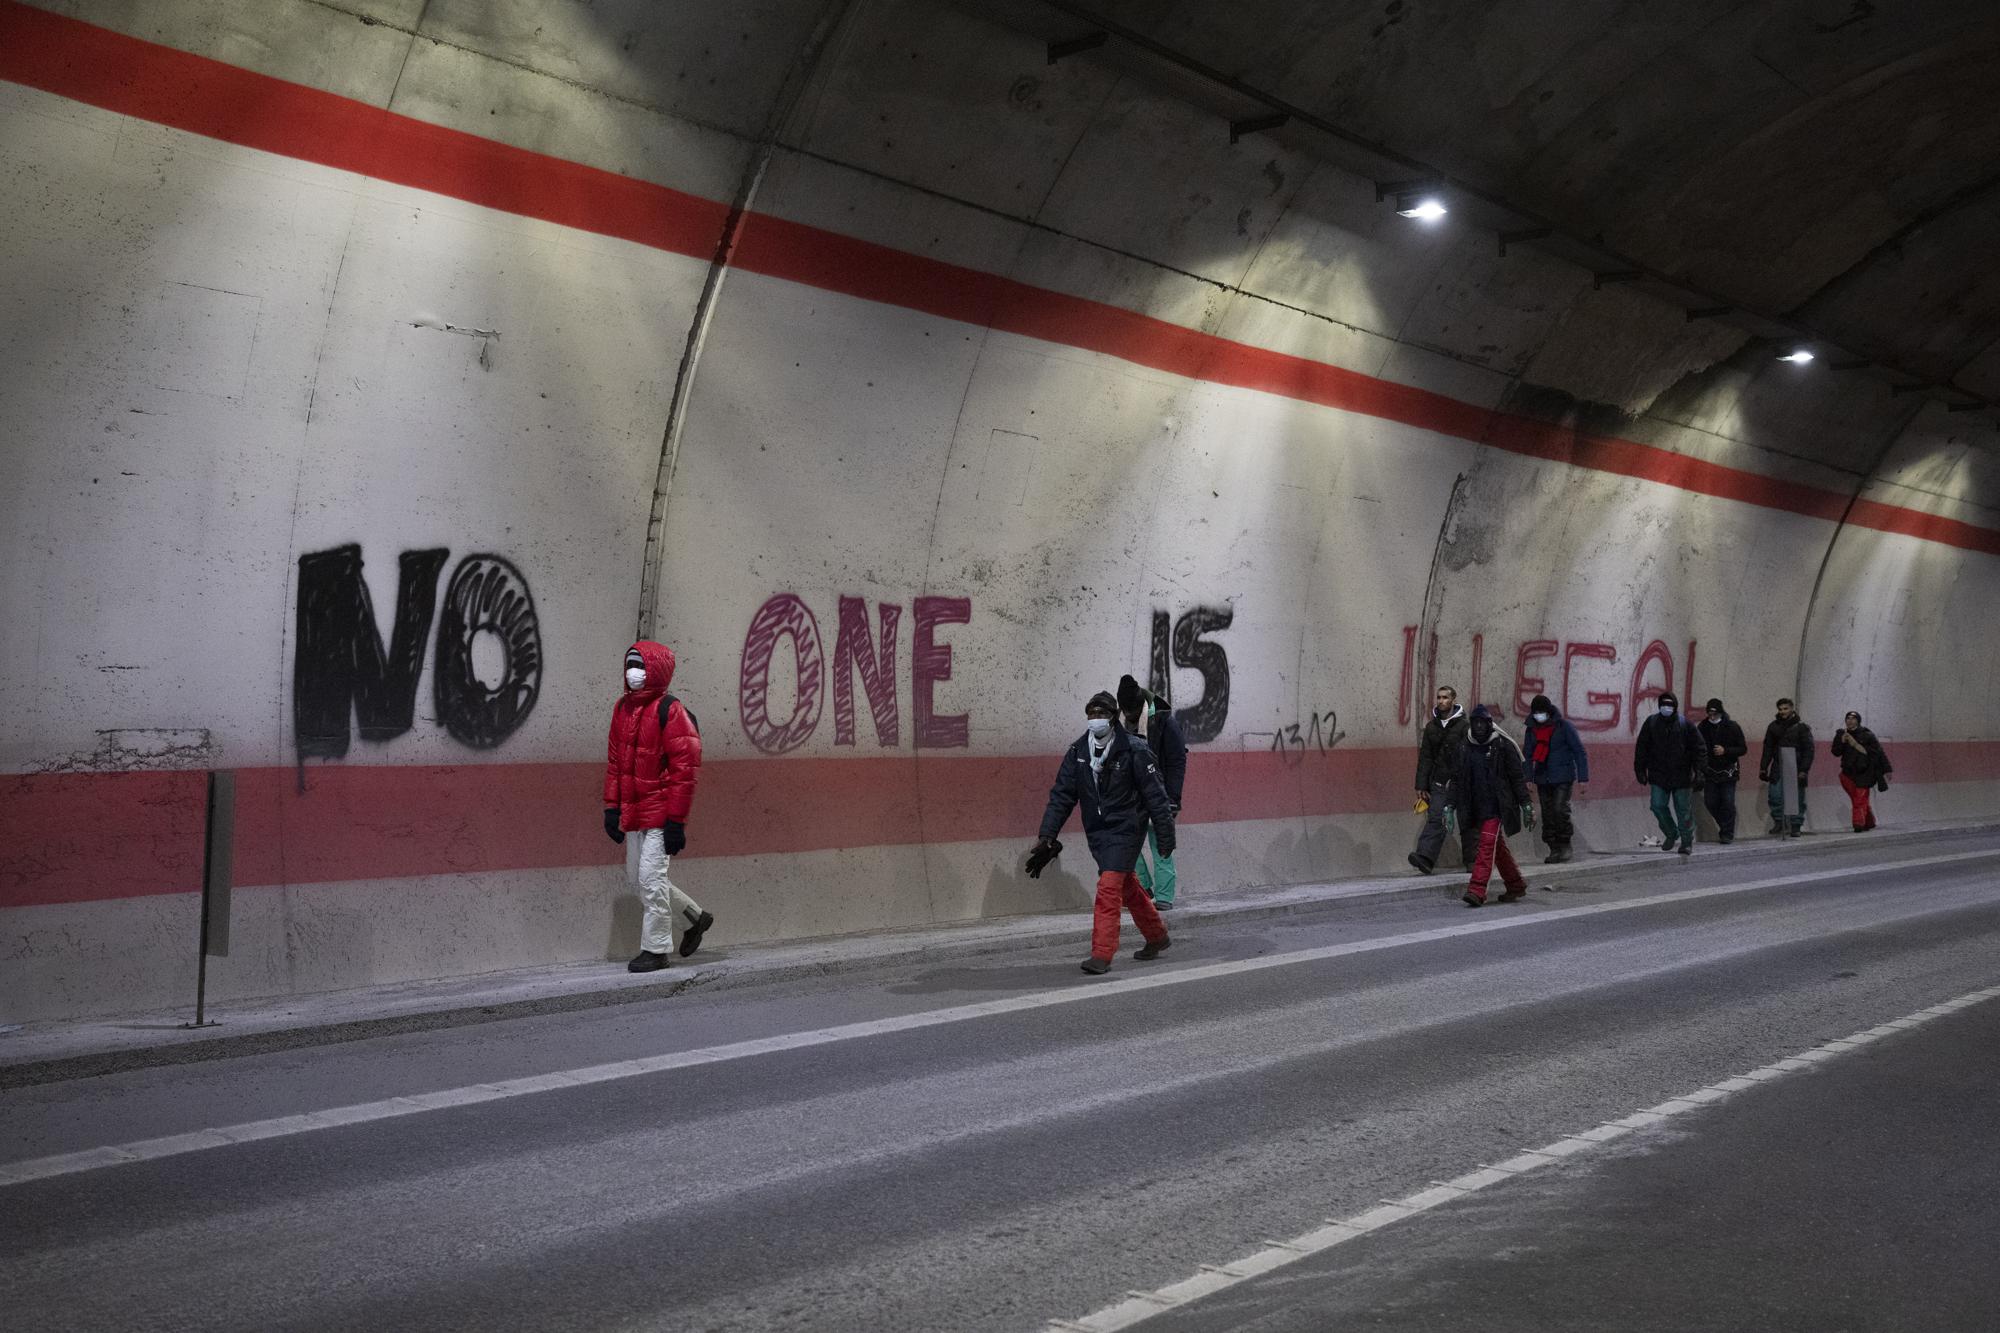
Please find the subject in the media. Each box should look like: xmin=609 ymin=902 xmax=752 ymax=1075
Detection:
xmin=3 ymin=0 xmax=1997 ymax=1022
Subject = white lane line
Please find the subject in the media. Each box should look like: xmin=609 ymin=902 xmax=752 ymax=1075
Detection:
xmin=1043 ymin=981 xmax=2000 ymax=1333
xmin=1 ymin=847 xmax=1994 ymax=1189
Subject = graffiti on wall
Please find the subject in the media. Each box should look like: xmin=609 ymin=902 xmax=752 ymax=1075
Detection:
xmin=1243 ymin=710 xmax=1345 ymax=765
xmin=1398 ymin=627 xmax=1696 ymax=732
xmin=739 ymin=593 xmax=971 ymax=754
xmin=294 ymin=545 xmax=541 ymax=764
xmin=1147 ymin=606 xmax=1234 ymax=744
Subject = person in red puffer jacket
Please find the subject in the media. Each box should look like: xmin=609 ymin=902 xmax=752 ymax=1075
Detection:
xmin=604 ymin=639 xmax=715 ymax=972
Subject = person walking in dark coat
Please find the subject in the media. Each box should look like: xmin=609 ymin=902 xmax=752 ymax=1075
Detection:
xmin=1029 ymin=690 xmax=1177 ymax=974
xmin=1760 ymin=699 xmax=1814 ymax=836
xmin=1697 ymin=698 xmax=1749 ymax=844
xmin=1118 ymin=674 xmax=1188 ymax=908
xmin=1634 ymin=691 xmax=1707 ymax=855
xmin=1408 ymin=686 xmax=1467 ymax=875
xmin=1833 ymin=711 xmax=1891 ymax=832
xmin=1453 ymin=706 xmax=1531 ymax=907
xmin=1520 ymin=693 xmax=1589 ymax=864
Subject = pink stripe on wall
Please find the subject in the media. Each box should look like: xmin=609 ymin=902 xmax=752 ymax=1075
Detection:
xmin=4 ymin=743 xmax=1995 ymax=909
xmin=2 ymin=1 xmax=1998 ymax=557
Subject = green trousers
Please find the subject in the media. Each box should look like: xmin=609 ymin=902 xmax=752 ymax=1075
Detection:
xmin=1133 ymin=826 xmax=1177 ymax=905
xmin=1650 ymin=784 xmax=1693 ymax=847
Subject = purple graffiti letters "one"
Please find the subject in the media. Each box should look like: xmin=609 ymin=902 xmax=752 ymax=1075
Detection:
xmin=739 ymin=593 xmax=971 ymax=754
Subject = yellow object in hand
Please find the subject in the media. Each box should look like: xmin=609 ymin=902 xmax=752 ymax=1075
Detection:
xmin=1414 ymin=794 xmax=1430 ymax=815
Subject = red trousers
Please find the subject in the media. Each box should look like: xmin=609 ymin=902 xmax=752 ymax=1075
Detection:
xmin=1468 ymin=819 xmax=1526 ymax=900
xmin=1840 ymin=773 xmax=1876 ymax=830
xmin=1093 ymin=870 xmax=1167 ymax=960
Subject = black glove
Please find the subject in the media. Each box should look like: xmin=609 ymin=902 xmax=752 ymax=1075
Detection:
xmin=1157 ymin=834 xmax=1176 ymax=859
xmin=604 ymin=808 xmax=625 ymax=844
xmin=659 ymin=820 xmax=687 ymax=857
xmin=1024 ymin=837 xmax=1062 ymax=878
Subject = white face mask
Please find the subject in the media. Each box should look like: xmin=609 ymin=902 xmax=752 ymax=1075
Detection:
xmin=1085 ymin=717 xmax=1112 ymax=739
xmin=625 ymin=667 xmax=647 ymax=690
xmin=1659 ymin=704 xmax=1676 ymax=718
xmin=1531 ymin=711 xmax=1549 ymax=723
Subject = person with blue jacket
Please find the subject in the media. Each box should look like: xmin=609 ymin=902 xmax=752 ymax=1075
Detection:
xmin=1521 ymin=693 xmax=1589 ymax=864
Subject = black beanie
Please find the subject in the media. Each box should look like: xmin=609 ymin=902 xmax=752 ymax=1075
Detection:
xmin=1116 ymin=674 xmax=1144 ymax=716
xmin=1659 ymin=691 xmax=1679 ymax=711
xmin=1705 ymin=697 xmax=1725 ymax=713
xmin=1086 ymin=690 xmax=1120 ymax=717
xmin=1529 ymin=693 xmax=1555 ymax=715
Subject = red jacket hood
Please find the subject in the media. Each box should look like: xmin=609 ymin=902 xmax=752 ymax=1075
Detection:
xmin=625 ymin=640 xmax=676 ymax=697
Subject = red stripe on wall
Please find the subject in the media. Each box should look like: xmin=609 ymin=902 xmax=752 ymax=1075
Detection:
xmin=5 ymin=743 xmax=1997 ymax=909
xmin=3 ymin=2 xmax=1998 ymax=558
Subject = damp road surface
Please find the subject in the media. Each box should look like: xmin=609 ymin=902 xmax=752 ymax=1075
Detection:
xmin=5 ymin=828 xmax=2000 ymax=1332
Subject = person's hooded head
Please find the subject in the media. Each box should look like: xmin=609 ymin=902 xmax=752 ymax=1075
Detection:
xmin=1845 ymin=710 xmax=1863 ymax=730
xmin=1116 ymin=674 xmax=1147 ymax=728
xmin=624 ymin=641 xmax=675 ymax=697
xmin=1528 ymin=693 xmax=1558 ymax=725
xmin=1083 ymin=690 xmax=1120 ymax=742
xmin=1705 ymin=697 xmax=1727 ymax=723
xmin=1656 ymin=690 xmax=1680 ymax=720
xmin=1468 ymin=704 xmax=1496 ymax=746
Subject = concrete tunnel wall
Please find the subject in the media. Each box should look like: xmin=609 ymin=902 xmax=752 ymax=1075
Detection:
xmin=3 ymin=0 xmax=1998 ymax=1022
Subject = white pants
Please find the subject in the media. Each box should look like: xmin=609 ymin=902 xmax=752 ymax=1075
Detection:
xmin=626 ymin=827 xmax=705 ymax=955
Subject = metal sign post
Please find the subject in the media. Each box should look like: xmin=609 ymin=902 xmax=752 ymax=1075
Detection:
xmin=185 ymin=769 xmax=234 ymax=1029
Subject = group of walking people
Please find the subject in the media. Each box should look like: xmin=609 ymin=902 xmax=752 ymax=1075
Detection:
xmin=1407 ymin=687 xmax=1895 ymax=907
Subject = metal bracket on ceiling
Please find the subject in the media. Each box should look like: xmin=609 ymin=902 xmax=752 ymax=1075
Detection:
xmin=1046 ymin=31 xmax=1106 ymax=64
xmin=1684 ymin=306 xmax=1733 ymax=322
xmin=1496 ymin=228 xmax=1550 ymax=257
xmin=1229 ymin=112 xmax=1288 ymax=144
xmin=1592 ymin=269 xmax=1644 ymax=289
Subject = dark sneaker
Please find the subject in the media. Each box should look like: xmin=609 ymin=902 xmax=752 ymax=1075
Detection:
xmin=1462 ymin=891 xmax=1485 ymax=908
xmin=1546 ymin=846 xmax=1572 ymax=864
xmin=1134 ymin=936 xmax=1172 ymax=961
xmin=1660 ymin=838 xmax=1678 ymax=853
xmin=1497 ymin=887 xmax=1526 ymax=903
xmin=1408 ymin=853 xmax=1435 ymax=875
xmin=1719 ymin=835 xmax=1734 ymax=844
xmin=1151 ymin=899 xmax=1176 ymax=911
xmin=627 ymin=951 xmax=670 ymax=973
xmin=678 ymin=909 xmax=714 ymax=958
xmin=1678 ymin=842 xmax=1693 ymax=856
xmin=1080 ymin=956 xmax=1112 ymax=975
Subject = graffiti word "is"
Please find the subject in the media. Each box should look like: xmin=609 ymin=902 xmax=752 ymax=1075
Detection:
xmin=294 ymin=545 xmax=541 ymax=760
xmin=739 ymin=593 xmax=971 ymax=755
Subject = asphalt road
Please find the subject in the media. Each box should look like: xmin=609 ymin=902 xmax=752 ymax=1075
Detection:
xmin=5 ymin=829 xmax=2000 ymax=1332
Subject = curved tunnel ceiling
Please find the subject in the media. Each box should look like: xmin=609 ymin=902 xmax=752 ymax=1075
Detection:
xmin=959 ymin=0 xmax=2000 ymax=404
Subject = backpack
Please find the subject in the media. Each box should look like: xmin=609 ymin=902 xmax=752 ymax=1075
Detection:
xmin=658 ymin=693 xmax=699 ymax=738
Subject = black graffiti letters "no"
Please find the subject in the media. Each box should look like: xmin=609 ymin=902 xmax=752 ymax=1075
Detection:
xmin=293 ymin=544 xmax=541 ymax=760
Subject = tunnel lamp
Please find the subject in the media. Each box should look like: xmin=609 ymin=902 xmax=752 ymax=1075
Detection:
xmin=1778 ymin=349 xmax=1815 ymax=364
xmin=1396 ymin=194 xmax=1447 ymax=221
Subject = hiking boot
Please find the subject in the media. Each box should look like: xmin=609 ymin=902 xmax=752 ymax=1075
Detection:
xmin=1545 ymin=846 xmax=1571 ymax=865
xmin=627 ymin=951 xmax=670 ymax=973
xmin=1133 ymin=936 xmax=1172 ymax=961
xmin=1080 ymin=956 xmax=1112 ymax=975
xmin=1678 ymin=842 xmax=1693 ymax=856
xmin=1462 ymin=890 xmax=1485 ymax=908
xmin=1497 ymin=887 xmax=1526 ymax=903
xmin=1408 ymin=853 xmax=1435 ymax=875
xmin=678 ymin=909 xmax=715 ymax=958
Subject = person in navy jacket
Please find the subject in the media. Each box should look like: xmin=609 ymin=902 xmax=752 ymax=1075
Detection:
xmin=1520 ymin=693 xmax=1589 ymax=864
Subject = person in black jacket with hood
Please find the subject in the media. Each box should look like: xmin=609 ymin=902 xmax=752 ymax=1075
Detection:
xmin=1521 ymin=693 xmax=1589 ymax=863
xmin=1118 ymin=674 xmax=1188 ymax=908
xmin=1454 ymin=706 xmax=1531 ymax=907
xmin=1634 ymin=691 xmax=1707 ymax=854
xmin=1029 ymin=690 xmax=1177 ymax=974
xmin=1697 ymin=698 xmax=1749 ymax=843
xmin=1408 ymin=685 xmax=1467 ymax=875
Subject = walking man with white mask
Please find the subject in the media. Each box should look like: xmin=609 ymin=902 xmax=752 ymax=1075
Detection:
xmin=1027 ymin=690 xmax=1177 ymax=974
xmin=1634 ymin=691 xmax=1708 ymax=855
xmin=604 ymin=641 xmax=716 ymax=972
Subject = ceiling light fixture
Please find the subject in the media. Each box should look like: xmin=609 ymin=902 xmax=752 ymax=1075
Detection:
xmin=1395 ymin=194 xmax=1447 ymax=221
xmin=1777 ymin=349 xmax=1815 ymax=364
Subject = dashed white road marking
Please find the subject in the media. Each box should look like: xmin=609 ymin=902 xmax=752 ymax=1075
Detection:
xmin=0 ymin=848 xmax=1994 ymax=1188
xmin=1046 ymin=981 xmax=2000 ymax=1332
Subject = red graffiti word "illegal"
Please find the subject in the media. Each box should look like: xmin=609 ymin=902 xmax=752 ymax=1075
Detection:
xmin=739 ymin=594 xmax=971 ymax=754
xmin=1400 ymin=628 xmax=1696 ymax=733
